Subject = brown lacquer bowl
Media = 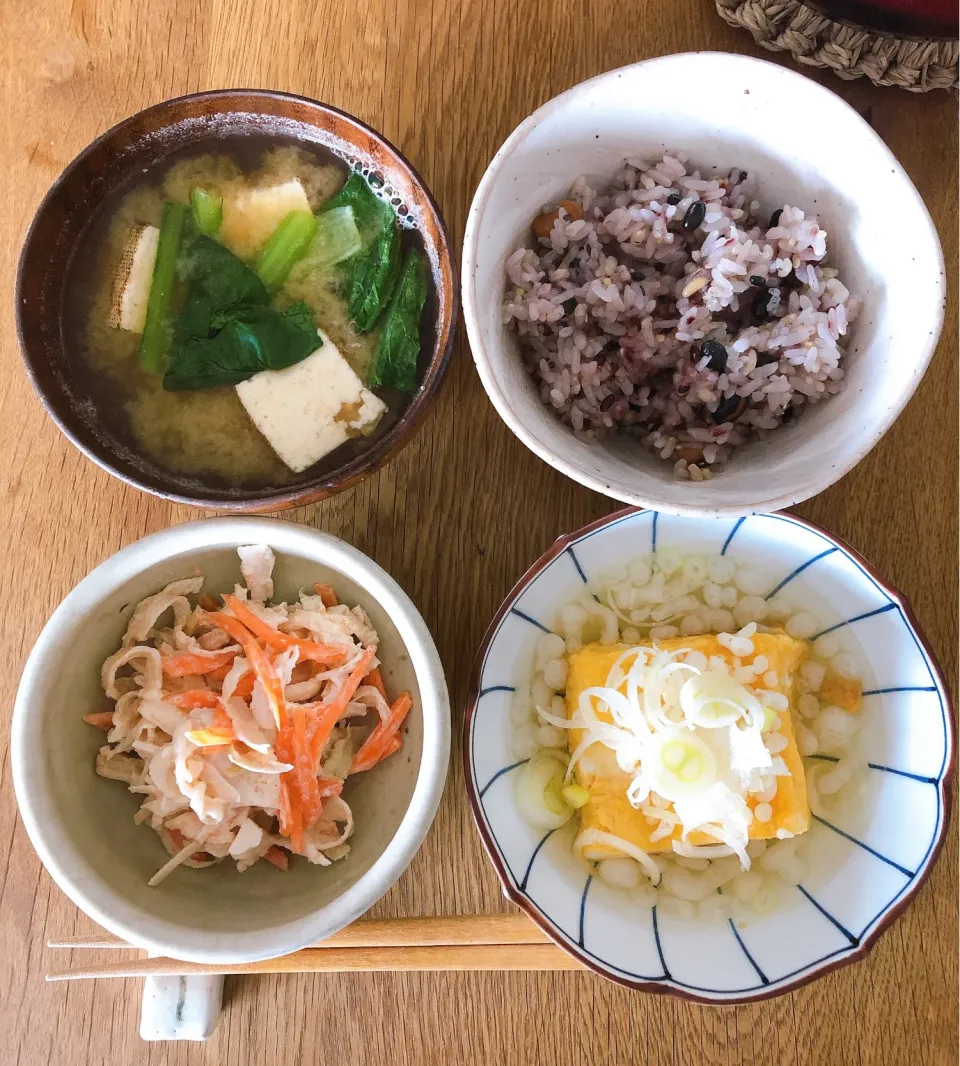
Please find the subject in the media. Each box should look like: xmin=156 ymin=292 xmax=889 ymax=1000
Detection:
xmin=16 ymin=90 xmax=456 ymax=511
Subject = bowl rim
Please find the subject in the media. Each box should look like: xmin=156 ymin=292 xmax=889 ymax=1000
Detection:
xmin=462 ymin=505 xmax=955 ymax=1003
xmin=460 ymin=51 xmax=947 ymax=518
xmin=12 ymin=516 xmax=451 ymax=963
xmin=15 ymin=88 xmax=458 ymax=513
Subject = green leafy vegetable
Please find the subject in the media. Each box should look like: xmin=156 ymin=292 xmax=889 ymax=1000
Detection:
xmin=256 ymin=210 xmax=319 ymax=292
xmin=323 ymin=172 xmax=389 ymax=247
xmin=165 ymin=301 xmax=319 ymax=391
xmin=189 ymin=189 xmax=223 ymax=237
xmin=369 ymin=248 xmax=427 ymax=394
xmin=138 ymin=202 xmax=188 ymax=374
xmin=162 ymin=235 xmax=319 ymax=392
xmin=322 ymin=172 xmax=401 ymax=332
xmin=177 ymin=234 xmax=269 ymax=308
xmin=291 ymin=206 xmax=362 ymax=275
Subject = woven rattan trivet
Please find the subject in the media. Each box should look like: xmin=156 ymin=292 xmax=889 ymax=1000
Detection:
xmin=716 ymin=0 xmax=958 ymax=91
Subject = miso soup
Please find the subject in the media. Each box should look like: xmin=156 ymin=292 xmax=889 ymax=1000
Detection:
xmin=64 ymin=137 xmax=431 ymax=490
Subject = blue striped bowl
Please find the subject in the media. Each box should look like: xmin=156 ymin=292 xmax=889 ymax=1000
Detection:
xmin=464 ymin=508 xmax=953 ymax=1002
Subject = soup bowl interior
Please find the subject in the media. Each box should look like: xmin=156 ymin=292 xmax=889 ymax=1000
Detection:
xmin=17 ymin=90 xmax=456 ymax=511
xmin=464 ymin=508 xmax=952 ymax=1001
xmin=13 ymin=518 xmax=450 ymax=963
xmin=462 ymin=52 xmax=945 ymax=517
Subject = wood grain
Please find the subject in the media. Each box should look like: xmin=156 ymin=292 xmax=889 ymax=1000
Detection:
xmin=0 ymin=0 xmax=955 ymax=1062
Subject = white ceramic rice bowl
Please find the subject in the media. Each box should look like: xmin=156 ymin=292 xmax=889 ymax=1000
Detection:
xmin=461 ymin=52 xmax=946 ymax=517
xmin=13 ymin=518 xmax=450 ymax=964
xmin=464 ymin=508 xmax=953 ymax=1001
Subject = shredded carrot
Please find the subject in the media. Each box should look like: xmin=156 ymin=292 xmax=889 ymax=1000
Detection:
xmin=169 ymin=690 xmax=220 ymax=710
xmin=275 ymin=732 xmax=304 ymax=852
xmin=364 ymin=667 xmax=388 ymax=701
xmin=202 ymin=610 xmax=287 ymax=729
xmin=212 ymin=705 xmax=234 ymax=733
xmin=293 ymin=707 xmax=322 ymax=829
xmin=317 ymin=777 xmax=344 ymax=798
xmin=277 ymin=776 xmax=294 ymax=838
xmin=222 ymin=594 xmax=295 ymax=648
xmin=161 ymin=649 xmax=237 ymax=677
xmin=314 ymin=583 xmax=338 ymax=608
xmin=221 ymin=594 xmax=347 ymax=665
xmin=351 ymin=692 xmax=413 ymax=773
xmin=207 ymin=662 xmax=232 ymax=683
xmin=308 ymin=646 xmax=377 ymax=762
xmin=82 ymin=711 xmax=115 ymax=731
xmin=263 ymin=846 xmax=289 ymax=871
xmin=233 ymin=671 xmax=256 ymax=700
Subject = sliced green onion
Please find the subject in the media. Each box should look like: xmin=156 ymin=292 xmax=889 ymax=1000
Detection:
xmin=293 ymin=206 xmax=362 ymax=274
xmin=648 ymin=731 xmax=717 ymax=802
xmin=561 ymin=783 xmax=591 ymax=810
xmin=516 ymin=754 xmax=573 ymax=830
xmin=138 ymin=202 xmax=188 ymax=374
xmin=255 ymin=210 xmax=319 ymax=292
xmin=190 ymin=188 xmax=223 ymax=237
xmin=542 ymin=768 xmax=570 ymax=815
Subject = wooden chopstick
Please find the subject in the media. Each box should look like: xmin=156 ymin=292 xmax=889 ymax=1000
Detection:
xmin=49 ymin=913 xmax=551 ymax=951
xmin=47 ymin=942 xmax=582 ymax=980
xmin=45 ymin=913 xmax=582 ymax=979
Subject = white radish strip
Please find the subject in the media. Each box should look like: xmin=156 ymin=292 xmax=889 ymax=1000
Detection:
xmin=148 ymin=828 xmax=212 ymax=887
xmin=671 ymin=840 xmax=736 ymax=859
xmin=575 ymin=829 xmax=662 ymax=885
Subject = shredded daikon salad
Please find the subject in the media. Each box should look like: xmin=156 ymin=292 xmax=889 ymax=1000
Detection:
xmin=85 ymin=545 xmax=413 ymax=886
xmin=512 ymin=550 xmax=866 ymax=921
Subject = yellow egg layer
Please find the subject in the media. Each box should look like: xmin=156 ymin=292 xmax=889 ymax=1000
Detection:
xmin=566 ymin=633 xmax=811 ymax=859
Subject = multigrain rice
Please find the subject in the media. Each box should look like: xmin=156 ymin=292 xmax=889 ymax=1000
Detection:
xmin=503 ymin=154 xmax=861 ymax=480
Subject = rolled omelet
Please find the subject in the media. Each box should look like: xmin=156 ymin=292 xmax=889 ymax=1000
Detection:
xmin=567 ymin=633 xmax=811 ymax=859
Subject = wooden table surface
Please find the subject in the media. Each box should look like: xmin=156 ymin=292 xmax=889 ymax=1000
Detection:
xmin=0 ymin=0 xmax=956 ymax=1062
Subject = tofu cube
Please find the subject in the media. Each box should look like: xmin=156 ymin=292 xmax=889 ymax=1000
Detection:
xmin=219 ymin=180 xmax=312 ymax=260
xmin=235 ymin=333 xmax=387 ymax=473
xmin=108 ymin=224 xmax=159 ymax=333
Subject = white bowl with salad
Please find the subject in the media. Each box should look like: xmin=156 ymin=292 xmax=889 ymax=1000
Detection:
xmin=16 ymin=90 xmax=457 ymax=510
xmin=13 ymin=518 xmax=450 ymax=964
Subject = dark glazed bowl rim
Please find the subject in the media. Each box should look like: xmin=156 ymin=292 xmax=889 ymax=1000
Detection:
xmin=462 ymin=505 xmax=955 ymax=1003
xmin=15 ymin=88 xmax=458 ymax=512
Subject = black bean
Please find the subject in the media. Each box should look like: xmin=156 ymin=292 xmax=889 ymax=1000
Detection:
xmin=683 ymin=200 xmax=706 ymax=231
xmin=749 ymin=275 xmax=766 ymax=287
xmin=781 ymin=405 xmax=795 ymax=424
xmin=700 ymin=339 xmax=727 ymax=373
xmin=600 ymin=395 xmax=616 ymax=412
xmin=756 ymin=353 xmax=779 ymax=367
xmin=562 ymin=298 xmax=577 ymax=314
xmin=603 ymin=337 xmax=620 ymax=351
xmin=712 ymin=395 xmax=746 ymax=424
xmin=768 ymin=208 xmax=783 ymax=229
xmin=752 ymin=289 xmax=772 ymax=322
xmin=666 ymin=192 xmax=682 ymax=206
